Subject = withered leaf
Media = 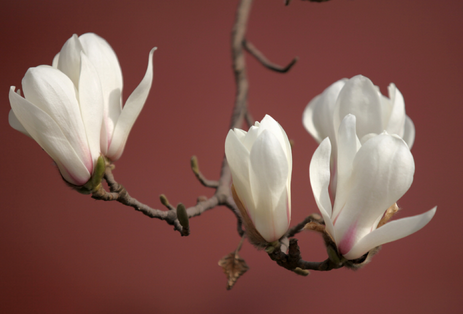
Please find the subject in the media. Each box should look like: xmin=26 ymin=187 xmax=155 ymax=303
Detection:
xmin=218 ymin=252 xmax=249 ymax=290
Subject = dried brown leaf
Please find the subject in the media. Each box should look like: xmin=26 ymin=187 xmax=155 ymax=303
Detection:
xmin=218 ymin=252 xmax=249 ymax=290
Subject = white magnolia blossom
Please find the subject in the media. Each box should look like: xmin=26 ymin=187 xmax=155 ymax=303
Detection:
xmin=9 ymin=65 xmax=101 ymax=186
xmin=225 ymin=115 xmax=292 ymax=243
xmin=309 ymin=114 xmax=436 ymax=260
xmin=51 ymin=33 xmax=156 ymax=161
xmin=303 ymin=75 xmax=415 ymax=156
xmin=9 ymin=33 xmax=155 ymax=185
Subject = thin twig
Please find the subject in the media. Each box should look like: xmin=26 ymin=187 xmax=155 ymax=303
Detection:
xmin=243 ymin=39 xmax=298 ymax=73
xmin=190 ymin=156 xmax=219 ymax=188
xmin=235 ymin=234 xmax=246 ymax=255
xmin=285 ymin=213 xmax=323 ymax=238
xmin=286 ymin=0 xmax=330 ymax=5
xmin=93 ymin=167 xmax=183 ymax=231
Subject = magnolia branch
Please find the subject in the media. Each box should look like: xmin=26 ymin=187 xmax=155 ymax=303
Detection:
xmin=243 ymin=39 xmax=298 ymax=73
xmin=91 ymin=162 xmax=243 ymax=237
xmin=91 ymin=0 xmax=342 ymax=281
xmin=92 ymin=166 xmax=185 ymax=234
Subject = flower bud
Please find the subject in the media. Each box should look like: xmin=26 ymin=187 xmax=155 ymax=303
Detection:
xmin=225 ymin=115 xmax=292 ymax=246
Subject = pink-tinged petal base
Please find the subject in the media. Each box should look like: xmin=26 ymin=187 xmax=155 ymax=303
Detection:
xmin=337 ymin=220 xmax=358 ymax=256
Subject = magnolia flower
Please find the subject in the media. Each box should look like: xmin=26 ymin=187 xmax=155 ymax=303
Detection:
xmin=9 ymin=33 xmax=155 ymax=187
xmin=303 ymin=75 xmax=415 ymax=156
xmin=9 ymin=65 xmax=103 ymax=187
xmin=52 ymin=33 xmax=156 ymax=161
xmin=225 ymin=115 xmax=292 ymax=245
xmin=309 ymin=114 xmax=436 ymax=260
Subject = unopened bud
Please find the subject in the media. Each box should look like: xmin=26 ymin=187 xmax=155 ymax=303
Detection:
xmin=176 ymin=203 xmax=189 ymax=233
xmin=190 ymin=156 xmax=199 ymax=175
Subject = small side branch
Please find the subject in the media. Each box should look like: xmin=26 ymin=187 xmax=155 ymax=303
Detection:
xmin=93 ymin=167 xmax=184 ymax=235
xmin=191 ymin=156 xmax=219 ymax=188
xmin=243 ymin=39 xmax=298 ymax=73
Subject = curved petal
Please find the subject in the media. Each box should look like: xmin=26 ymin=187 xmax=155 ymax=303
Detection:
xmin=8 ymin=106 xmax=31 ymax=138
xmin=359 ymin=132 xmax=377 ymax=145
xmin=343 ymin=207 xmax=436 ymax=260
xmin=57 ymin=34 xmax=83 ymax=88
xmin=261 ymin=188 xmax=290 ymax=242
xmin=249 ymin=130 xmax=289 ymax=242
xmin=309 ymin=137 xmax=334 ymax=238
xmin=379 ymin=94 xmax=392 ymax=128
xmin=79 ymin=33 xmax=123 ymax=147
xmin=106 ymin=47 xmax=156 ymax=160
xmin=225 ymin=130 xmax=254 ymax=212
xmin=334 ymin=75 xmax=383 ymax=140
xmin=9 ymin=87 xmax=90 ymax=185
xmin=385 ymin=83 xmax=406 ymax=137
xmin=332 ymin=114 xmax=361 ymax=221
xmin=21 ymin=66 xmax=92 ymax=172
xmin=402 ymin=116 xmax=415 ymax=149
xmin=242 ymin=124 xmax=260 ymax=151
xmin=258 ymin=115 xmax=292 ymax=173
xmin=78 ymin=52 xmax=103 ymax=163
xmin=303 ymin=94 xmax=322 ymax=141
xmin=334 ymin=133 xmax=415 ymax=254
xmin=303 ymin=79 xmax=346 ymax=143
xmin=249 ymin=130 xmax=289 ymax=209
xmin=233 ymin=128 xmax=247 ymax=141
xmin=52 ymin=53 xmax=60 ymax=68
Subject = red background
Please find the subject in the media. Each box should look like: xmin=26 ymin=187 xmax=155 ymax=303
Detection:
xmin=1 ymin=0 xmax=462 ymax=313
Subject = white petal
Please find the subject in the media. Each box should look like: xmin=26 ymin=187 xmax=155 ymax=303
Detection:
xmin=9 ymin=87 xmax=90 ymax=185
xmin=385 ymin=83 xmax=406 ymax=137
xmin=249 ymin=130 xmax=288 ymax=208
xmin=260 ymin=188 xmax=290 ymax=242
xmin=334 ymin=133 xmax=415 ymax=254
xmin=403 ymin=116 xmax=415 ymax=149
xmin=249 ymin=130 xmax=289 ymax=242
xmin=107 ymin=47 xmax=156 ymax=160
xmin=78 ymin=52 xmax=103 ymax=162
xmin=242 ymin=125 xmax=260 ymax=151
xmin=303 ymin=79 xmax=347 ymax=143
xmin=332 ymin=114 xmax=361 ymax=221
xmin=9 ymin=108 xmax=31 ymax=138
xmin=343 ymin=207 xmax=436 ymax=260
xmin=22 ymin=66 xmax=93 ymax=172
xmin=379 ymin=95 xmax=392 ymax=128
xmin=233 ymin=128 xmax=247 ymax=141
xmin=79 ymin=33 xmax=123 ymax=147
xmin=309 ymin=137 xmax=334 ymax=238
xmin=257 ymin=115 xmax=292 ymax=178
xmin=359 ymin=133 xmax=378 ymax=145
xmin=334 ymin=75 xmax=383 ymax=140
xmin=52 ymin=53 xmax=60 ymax=68
xmin=259 ymin=115 xmax=290 ymax=155
xmin=225 ymin=130 xmax=254 ymax=212
xmin=57 ymin=34 xmax=83 ymax=88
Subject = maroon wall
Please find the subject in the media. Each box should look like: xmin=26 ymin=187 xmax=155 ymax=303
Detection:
xmin=1 ymin=1 xmax=461 ymax=313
